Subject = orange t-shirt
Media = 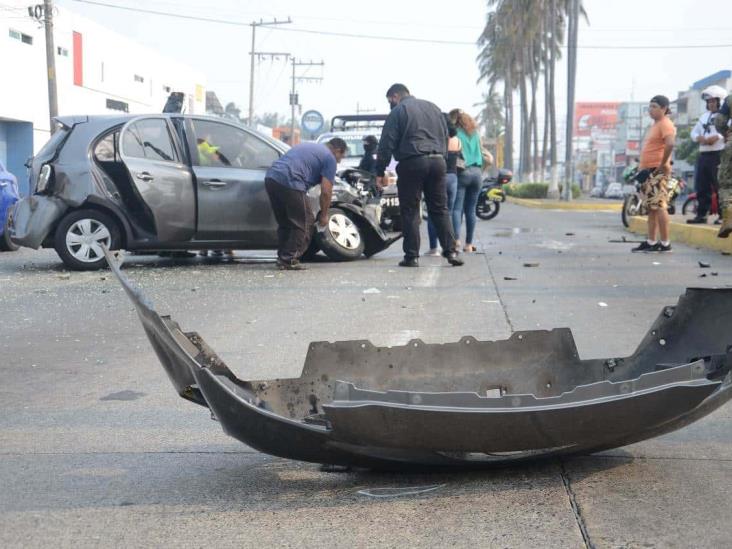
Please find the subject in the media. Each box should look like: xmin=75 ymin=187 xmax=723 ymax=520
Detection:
xmin=639 ymin=116 xmax=676 ymax=169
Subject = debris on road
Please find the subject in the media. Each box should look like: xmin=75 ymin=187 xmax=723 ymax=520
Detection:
xmin=503 ymin=276 xmax=517 ymax=281
xmin=363 ymin=288 xmax=381 ymax=294
xmin=358 ymin=484 xmax=446 ymax=498
xmin=699 ymin=261 xmax=711 ymax=269
xmin=523 ymin=262 xmax=540 ymax=268
xmin=598 ymin=302 xmax=608 ymax=307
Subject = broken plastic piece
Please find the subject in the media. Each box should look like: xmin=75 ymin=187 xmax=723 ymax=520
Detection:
xmin=104 ymin=248 xmax=732 ymax=469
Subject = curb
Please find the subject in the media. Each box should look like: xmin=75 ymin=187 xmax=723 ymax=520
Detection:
xmin=506 ymin=196 xmax=623 ymax=211
xmin=627 ymin=216 xmax=732 ymax=254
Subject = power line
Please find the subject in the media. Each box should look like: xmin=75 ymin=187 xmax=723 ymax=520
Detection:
xmin=72 ymin=0 xmax=253 ymax=25
xmin=69 ymin=0 xmax=732 ymax=50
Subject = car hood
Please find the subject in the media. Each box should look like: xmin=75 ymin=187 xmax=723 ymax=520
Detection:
xmin=104 ymin=247 xmax=732 ymax=469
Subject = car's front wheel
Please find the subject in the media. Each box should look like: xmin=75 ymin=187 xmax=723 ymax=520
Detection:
xmin=54 ymin=209 xmax=120 ymax=270
xmin=316 ymin=208 xmax=365 ymax=261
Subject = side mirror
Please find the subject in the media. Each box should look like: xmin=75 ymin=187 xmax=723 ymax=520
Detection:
xmin=24 ymin=157 xmax=33 ymax=170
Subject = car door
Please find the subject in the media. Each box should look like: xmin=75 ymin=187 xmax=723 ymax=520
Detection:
xmin=186 ymin=118 xmax=280 ymax=243
xmin=118 ymin=116 xmax=196 ymax=242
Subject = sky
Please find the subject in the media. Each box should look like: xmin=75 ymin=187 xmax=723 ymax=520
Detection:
xmin=54 ymin=0 xmax=732 ymax=126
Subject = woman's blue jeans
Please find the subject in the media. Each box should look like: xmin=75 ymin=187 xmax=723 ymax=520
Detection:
xmin=428 ymin=172 xmax=458 ymax=250
xmin=452 ymin=167 xmax=482 ymax=245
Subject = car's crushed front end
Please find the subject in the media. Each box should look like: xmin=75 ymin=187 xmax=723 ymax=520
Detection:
xmin=106 ymin=247 xmax=732 ymax=469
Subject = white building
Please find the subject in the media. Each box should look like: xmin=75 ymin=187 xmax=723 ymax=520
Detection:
xmin=0 ymin=1 xmax=206 ymax=195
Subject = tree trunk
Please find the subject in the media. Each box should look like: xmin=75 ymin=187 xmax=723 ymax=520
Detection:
xmin=529 ymin=52 xmax=539 ymax=182
xmin=541 ymin=41 xmax=550 ymax=182
xmin=547 ymin=0 xmax=560 ymax=197
xmin=504 ymin=75 xmax=514 ymax=171
xmin=519 ymin=69 xmax=529 ymax=181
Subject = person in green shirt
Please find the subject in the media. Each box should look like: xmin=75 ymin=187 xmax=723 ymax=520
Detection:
xmin=450 ymin=109 xmax=484 ymax=253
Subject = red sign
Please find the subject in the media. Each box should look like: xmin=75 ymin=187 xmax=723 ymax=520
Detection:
xmin=574 ymin=102 xmax=619 ymax=141
xmin=73 ymin=31 xmax=83 ymax=86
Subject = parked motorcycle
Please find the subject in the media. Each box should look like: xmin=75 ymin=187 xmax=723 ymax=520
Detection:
xmin=681 ymin=187 xmax=719 ymax=220
xmin=336 ymin=168 xmax=402 ymax=232
xmin=476 ymin=168 xmax=513 ymax=220
xmin=621 ymin=172 xmax=684 ymax=228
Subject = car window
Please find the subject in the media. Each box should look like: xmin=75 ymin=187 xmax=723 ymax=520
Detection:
xmin=190 ymin=119 xmax=279 ymax=169
xmin=94 ymin=130 xmax=120 ymax=162
xmin=122 ymin=119 xmax=177 ymax=162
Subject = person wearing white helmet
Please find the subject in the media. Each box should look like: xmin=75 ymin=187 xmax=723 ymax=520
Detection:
xmin=687 ymin=85 xmax=727 ymax=224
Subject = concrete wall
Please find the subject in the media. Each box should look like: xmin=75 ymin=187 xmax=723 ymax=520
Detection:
xmin=0 ymin=0 xmax=206 ymax=183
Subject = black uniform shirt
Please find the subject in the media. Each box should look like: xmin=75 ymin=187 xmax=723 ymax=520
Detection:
xmin=375 ymin=96 xmax=448 ymax=177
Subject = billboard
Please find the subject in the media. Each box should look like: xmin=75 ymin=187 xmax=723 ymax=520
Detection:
xmin=574 ymin=102 xmax=620 ymax=142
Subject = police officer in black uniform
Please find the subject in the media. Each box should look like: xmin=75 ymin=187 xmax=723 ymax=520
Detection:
xmin=374 ymin=83 xmax=462 ymax=267
xmin=358 ymin=135 xmax=379 ymax=175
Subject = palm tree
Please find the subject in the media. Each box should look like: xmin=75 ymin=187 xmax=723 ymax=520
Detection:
xmin=478 ymin=6 xmax=519 ymax=171
xmin=478 ymin=0 xmax=586 ymax=185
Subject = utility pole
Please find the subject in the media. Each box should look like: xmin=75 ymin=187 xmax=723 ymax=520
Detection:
xmin=42 ymin=0 xmax=58 ymax=134
xmin=248 ymin=17 xmax=291 ymax=127
xmin=563 ymin=0 xmax=579 ymax=201
xmin=289 ymin=59 xmax=324 ymax=144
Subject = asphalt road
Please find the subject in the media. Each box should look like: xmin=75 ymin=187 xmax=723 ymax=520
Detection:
xmin=1 ymin=202 xmax=731 ymax=548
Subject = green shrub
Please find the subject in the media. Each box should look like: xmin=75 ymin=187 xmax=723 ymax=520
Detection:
xmin=557 ymin=183 xmax=582 ymax=199
xmin=505 ymin=182 xmax=549 ymax=199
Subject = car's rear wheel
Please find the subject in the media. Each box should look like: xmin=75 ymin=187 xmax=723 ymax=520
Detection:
xmin=316 ymin=208 xmax=365 ymax=261
xmin=54 ymin=209 xmax=120 ymax=270
xmin=0 ymin=214 xmax=19 ymax=251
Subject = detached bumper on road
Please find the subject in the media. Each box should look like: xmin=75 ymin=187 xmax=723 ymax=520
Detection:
xmin=105 ymin=248 xmax=732 ymax=468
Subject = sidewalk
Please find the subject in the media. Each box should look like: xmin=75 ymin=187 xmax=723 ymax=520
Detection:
xmin=506 ymin=196 xmax=623 ymax=211
xmin=507 ymin=195 xmax=732 ymax=253
xmin=627 ymin=214 xmax=732 ymax=254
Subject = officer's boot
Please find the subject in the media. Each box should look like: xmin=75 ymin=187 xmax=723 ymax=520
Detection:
xmin=718 ymin=202 xmax=732 ymax=238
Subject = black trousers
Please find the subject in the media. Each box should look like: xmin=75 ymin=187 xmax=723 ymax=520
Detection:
xmin=265 ymin=178 xmax=313 ymax=263
xmin=395 ymin=155 xmax=457 ymax=259
xmin=695 ymin=151 xmax=721 ymax=217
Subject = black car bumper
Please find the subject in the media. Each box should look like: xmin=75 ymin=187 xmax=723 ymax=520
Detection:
xmin=105 ymin=247 xmax=732 ymax=468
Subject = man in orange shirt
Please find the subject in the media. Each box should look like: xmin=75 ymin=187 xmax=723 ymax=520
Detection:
xmin=632 ymin=95 xmax=676 ymax=253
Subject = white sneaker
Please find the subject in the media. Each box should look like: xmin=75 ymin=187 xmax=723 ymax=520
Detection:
xmin=425 ymin=248 xmax=441 ymax=257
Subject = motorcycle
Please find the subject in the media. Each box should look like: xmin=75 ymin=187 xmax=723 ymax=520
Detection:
xmin=336 ymin=168 xmax=403 ymax=232
xmin=681 ymin=187 xmax=719 ymax=220
xmin=476 ymin=168 xmax=513 ymax=220
xmin=621 ymin=172 xmax=684 ymax=228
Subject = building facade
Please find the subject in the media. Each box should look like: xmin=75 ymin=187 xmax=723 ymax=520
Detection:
xmin=1 ymin=1 xmax=206 ymax=195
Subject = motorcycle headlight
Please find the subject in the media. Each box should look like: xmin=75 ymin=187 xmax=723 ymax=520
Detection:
xmin=35 ymin=164 xmax=53 ymax=193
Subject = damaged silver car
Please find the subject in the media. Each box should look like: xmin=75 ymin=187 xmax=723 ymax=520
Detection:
xmin=106 ymin=248 xmax=732 ymax=469
xmin=9 ymin=115 xmax=399 ymax=270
